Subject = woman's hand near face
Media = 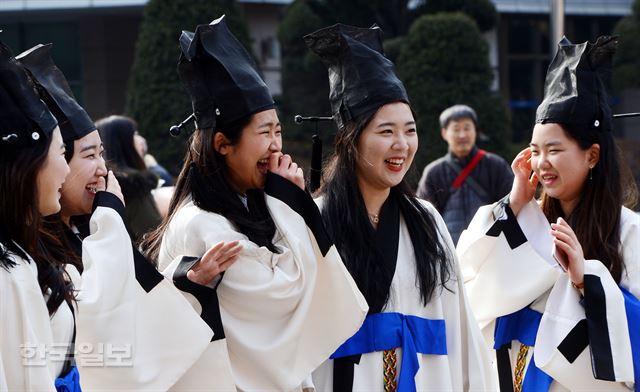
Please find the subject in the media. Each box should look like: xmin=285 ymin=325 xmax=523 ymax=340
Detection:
xmin=187 ymin=240 xmax=242 ymax=286
xmin=106 ymin=170 xmax=125 ymax=206
xmin=551 ymin=217 xmax=585 ymax=288
xmin=509 ymin=147 xmax=539 ymax=215
xmin=268 ymin=152 xmax=305 ymax=190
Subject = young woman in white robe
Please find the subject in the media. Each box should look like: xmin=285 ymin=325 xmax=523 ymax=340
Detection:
xmin=0 ymin=39 xmax=74 ymax=389
xmin=141 ymin=16 xmax=368 ymax=391
xmin=3 ymin=41 xmax=241 ymax=391
xmin=305 ymin=23 xmax=495 ymax=391
xmin=457 ymin=36 xmax=639 ymax=391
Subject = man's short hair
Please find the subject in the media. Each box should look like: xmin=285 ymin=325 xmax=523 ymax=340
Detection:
xmin=439 ymin=104 xmax=478 ymax=129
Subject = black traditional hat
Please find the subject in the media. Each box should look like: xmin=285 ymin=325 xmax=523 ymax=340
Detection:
xmin=16 ymin=43 xmax=95 ymax=143
xmin=177 ymin=15 xmax=274 ymax=132
xmin=536 ymin=36 xmax=617 ymax=132
xmin=304 ymin=23 xmax=409 ymax=130
xmin=0 ymin=40 xmax=57 ymax=159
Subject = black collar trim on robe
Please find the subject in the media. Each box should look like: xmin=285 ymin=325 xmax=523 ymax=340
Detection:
xmin=63 ymin=225 xmax=83 ymax=260
xmin=486 ymin=195 xmax=527 ymax=249
xmin=367 ymin=193 xmax=400 ymax=314
xmin=333 ymin=193 xmax=400 ymax=392
xmin=264 ymin=171 xmax=332 ymax=256
xmin=172 ymin=256 xmax=226 ymax=342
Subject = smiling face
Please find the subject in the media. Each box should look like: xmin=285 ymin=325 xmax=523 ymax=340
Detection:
xmin=60 ymin=130 xmax=107 ymax=220
xmin=355 ymin=102 xmax=417 ymax=194
xmin=36 ymin=126 xmax=70 ymax=216
xmin=530 ymin=122 xmax=600 ymax=214
xmin=441 ymin=117 xmax=477 ymax=159
xmin=216 ymin=109 xmax=282 ymax=193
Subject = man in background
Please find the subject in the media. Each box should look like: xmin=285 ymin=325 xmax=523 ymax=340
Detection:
xmin=417 ymin=104 xmax=513 ymax=244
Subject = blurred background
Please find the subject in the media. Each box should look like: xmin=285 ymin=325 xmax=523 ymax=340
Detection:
xmin=1 ymin=0 xmax=639 ymax=193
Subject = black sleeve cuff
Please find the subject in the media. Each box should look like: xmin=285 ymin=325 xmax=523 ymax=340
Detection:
xmin=486 ymin=193 xmax=527 ymax=249
xmin=264 ymin=172 xmax=332 ymax=256
xmin=173 ymin=256 xmax=225 ymax=342
xmin=92 ymin=191 xmax=126 ymax=221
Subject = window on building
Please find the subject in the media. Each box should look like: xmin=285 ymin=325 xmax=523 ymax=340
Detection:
xmin=0 ymin=21 xmax=82 ymax=101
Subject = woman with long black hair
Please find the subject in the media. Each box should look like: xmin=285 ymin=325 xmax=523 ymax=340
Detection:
xmin=96 ymin=114 xmax=162 ymax=241
xmin=458 ymin=36 xmax=639 ymax=391
xmin=141 ymin=16 xmax=367 ymax=391
xmin=305 ymin=23 xmax=494 ymax=391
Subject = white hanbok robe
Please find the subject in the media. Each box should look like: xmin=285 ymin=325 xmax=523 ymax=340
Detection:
xmin=1 ymin=192 xmax=217 ymax=391
xmin=0 ymin=244 xmax=74 ymax=391
xmin=157 ymin=172 xmax=368 ymax=391
xmin=457 ymin=198 xmax=640 ymax=391
xmin=312 ymin=198 xmax=495 ymax=391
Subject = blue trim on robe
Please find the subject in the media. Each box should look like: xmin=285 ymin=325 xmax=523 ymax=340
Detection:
xmin=55 ymin=366 xmax=81 ymax=392
xmin=494 ymin=307 xmax=553 ymax=392
xmin=330 ymin=312 xmax=447 ymax=392
xmin=621 ymin=287 xmax=640 ymax=392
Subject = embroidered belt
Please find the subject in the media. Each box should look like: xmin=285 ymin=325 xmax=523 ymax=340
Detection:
xmin=494 ymin=307 xmax=553 ymax=392
xmin=331 ymin=312 xmax=447 ymax=391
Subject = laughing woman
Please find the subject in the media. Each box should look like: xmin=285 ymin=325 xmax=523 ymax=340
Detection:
xmin=0 ymin=39 xmax=72 ymax=390
xmin=141 ymin=16 xmax=367 ymax=391
xmin=457 ymin=36 xmax=639 ymax=391
xmin=305 ymin=24 xmax=494 ymax=391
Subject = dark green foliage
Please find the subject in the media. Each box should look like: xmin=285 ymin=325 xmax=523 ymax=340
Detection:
xmin=277 ymin=0 xmax=329 ymax=144
xmin=613 ymin=0 xmax=640 ymax=90
xmin=397 ymin=13 xmax=510 ymax=175
xmin=412 ymin=0 xmax=498 ymax=32
xmin=126 ymin=0 xmax=250 ymax=173
xmin=277 ymin=0 xmax=414 ymax=163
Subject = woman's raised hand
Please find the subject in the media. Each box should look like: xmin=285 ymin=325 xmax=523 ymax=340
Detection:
xmin=106 ymin=170 xmax=125 ymax=206
xmin=550 ymin=217 xmax=585 ymax=289
xmin=508 ymin=147 xmax=539 ymax=215
xmin=268 ymin=152 xmax=305 ymax=190
xmin=187 ymin=240 xmax=242 ymax=286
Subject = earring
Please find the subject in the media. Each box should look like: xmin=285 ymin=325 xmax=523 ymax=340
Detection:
xmin=589 ymin=165 xmax=593 ymax=180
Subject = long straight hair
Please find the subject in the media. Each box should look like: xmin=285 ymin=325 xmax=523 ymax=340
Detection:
xmin=540 ymin=123 xmax=638 ymax=283
xmin=96 ymin=115 xmax=146 ymax=171
xmin=142 ymin=114 xmax=278 ymax=263
xmin=0 ymin=121 xmax=75 ymax=315
xmin=319 ymin=105 xmax=452 ymax=311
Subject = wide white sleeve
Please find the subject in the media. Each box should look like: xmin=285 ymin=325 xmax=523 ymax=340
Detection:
xmin=535 ymin=208 xmax=640 ymax=390
xmin=456 ymin=198 xmax=560 ymax=329
xmin=74 ymin=192 xmax=213 ymax=391
xmin=0 ymin=254 xmax=56 ymax=392
xmin=158 ymin=173 xmax=368 ymax=391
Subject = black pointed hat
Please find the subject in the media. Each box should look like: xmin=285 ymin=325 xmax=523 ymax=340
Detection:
xmin=16 ymin=43 xmax=95 ymax=143
xmin=536 ymin=36 xmax=617 ymax=132
xmin=177 ymin=15 xmax=274 ymax=131
xmin=0 ymin=40 xmax=57 ymax=160
xmin=304 ymin=23 xmax=409 ymax=130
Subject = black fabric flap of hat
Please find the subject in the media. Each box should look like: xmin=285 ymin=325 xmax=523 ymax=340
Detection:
xmin=17 ymin=43 xmax=95 ymax=143
xmin=536 ymin=35 xmax=617 ymax=132
xmin=0 ymin=40 xmax=57 ymax=155
xmin=177 ymin=15 xmax=274 ymax=131
xmin=304 ymin=23 xmax=409 ymax=130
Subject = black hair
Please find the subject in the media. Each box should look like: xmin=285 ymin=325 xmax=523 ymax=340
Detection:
xmin=0 ymin=115 xmax=76 ymax=315
xmin=142 ymin=113 xmax=279 ymax=263
xmin=96 ymin=115 xmax=146 ymax=171
xmin=320 ymin=104 xmax=453 ymax=311
xmin=439 ymin=104 xmax=478 ymax=129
